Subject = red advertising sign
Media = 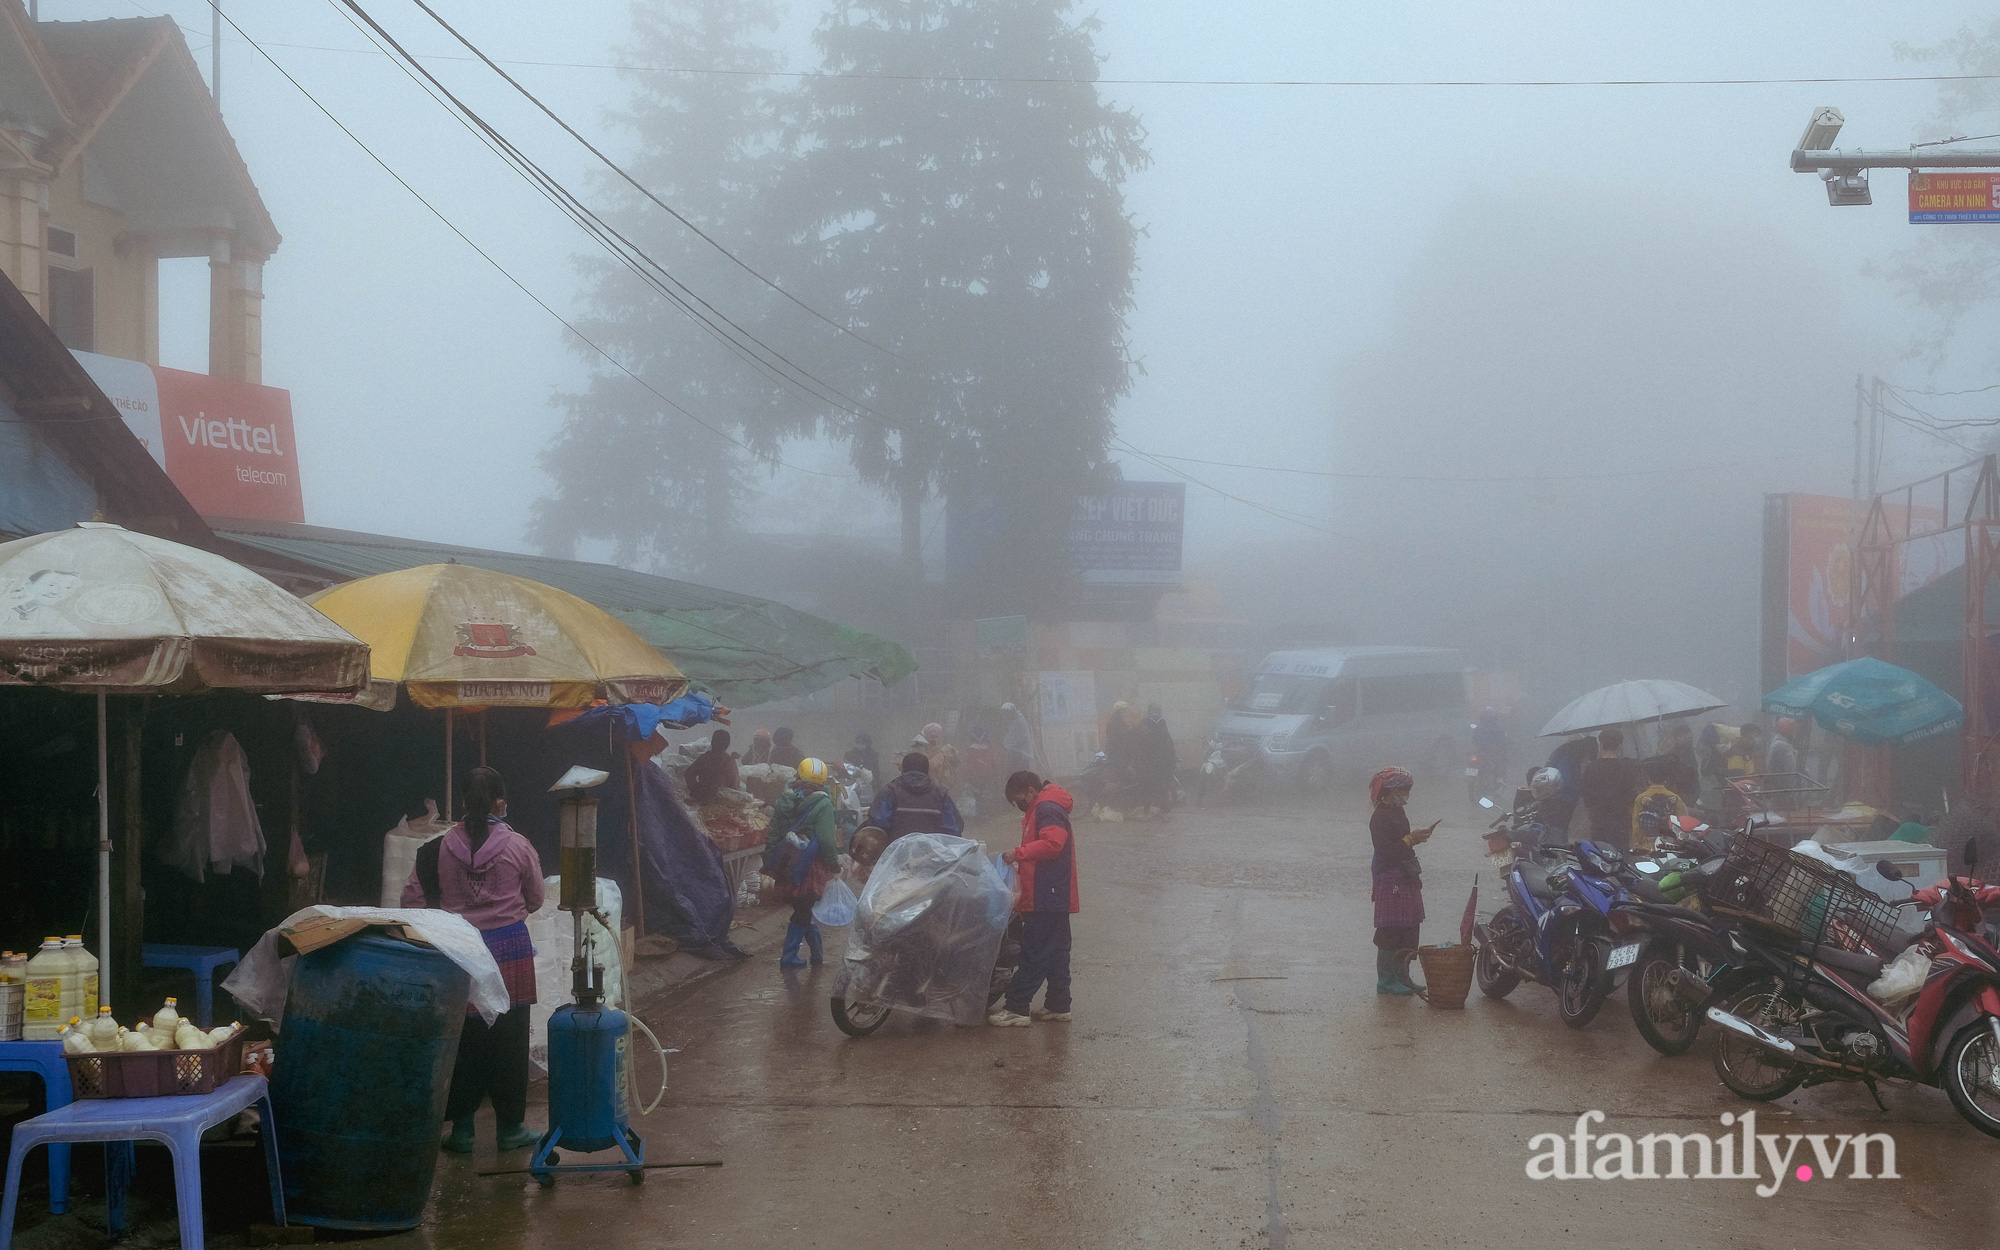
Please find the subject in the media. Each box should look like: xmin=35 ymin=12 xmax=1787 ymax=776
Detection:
xmin=1782 ymin=493 xmax=1853 ymax=679
xmin=1909 ymin=172 xmax=2000 ymax=224
xmin=73 ymin=351 xmax=305 ymax=522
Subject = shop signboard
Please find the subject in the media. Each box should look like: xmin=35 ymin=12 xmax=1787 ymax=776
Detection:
xmin=1070 ymin=482 xmax=1185 ymax=585
xmin=1909 ymin=172 xmax=2000 ymax=224
xmin=73 ymin=351 xmax=305 ymax=522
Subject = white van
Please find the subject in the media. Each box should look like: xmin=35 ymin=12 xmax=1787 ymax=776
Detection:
xmin=1207 ymin=647 xmax=1468 ymax=793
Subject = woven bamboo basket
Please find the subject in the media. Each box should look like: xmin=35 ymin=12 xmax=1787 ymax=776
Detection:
xmin=1404 ymin=944 xmax=1476 ymax=1008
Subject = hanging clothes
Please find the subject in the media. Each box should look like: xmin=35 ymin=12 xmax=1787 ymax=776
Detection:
xmin=159 ymin=730 xmax=267 ymax=882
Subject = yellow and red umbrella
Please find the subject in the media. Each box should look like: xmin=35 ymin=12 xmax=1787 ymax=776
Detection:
xmin=307 ymin=563 xmax=685 ymax=709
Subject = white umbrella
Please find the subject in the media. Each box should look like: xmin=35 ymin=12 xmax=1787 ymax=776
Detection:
xmin=0 ymin=523 xmax=369 ymax=1003
xmin=1537 ymin=679 xmax=1728 ymax=738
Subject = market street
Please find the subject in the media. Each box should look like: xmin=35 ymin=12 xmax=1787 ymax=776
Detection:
xmin=399 ymin=794 xmax=1995 ymax=1249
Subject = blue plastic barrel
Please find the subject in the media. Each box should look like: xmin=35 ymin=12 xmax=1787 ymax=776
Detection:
xmin=269 ymin=933 xmax=471 ymax=1230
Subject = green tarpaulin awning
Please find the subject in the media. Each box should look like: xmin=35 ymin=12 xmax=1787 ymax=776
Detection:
xmin=210 ymin=520 xmax=915 ymax=708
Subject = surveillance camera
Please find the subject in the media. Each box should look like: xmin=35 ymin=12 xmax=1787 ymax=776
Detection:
xmin=1799 ymin=106 xmax=1844 ymax=153
xmin=1825 ymin=169 xmax=1871 ymax=207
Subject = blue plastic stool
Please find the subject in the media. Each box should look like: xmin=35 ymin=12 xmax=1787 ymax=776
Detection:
xmin=141 ymin=945 xmax=242 ymax=1028
xmin=0 ymin=1042 xmax=71 ymax=1214
xmin=0 ymin=1073 xmax=283 ymax=1250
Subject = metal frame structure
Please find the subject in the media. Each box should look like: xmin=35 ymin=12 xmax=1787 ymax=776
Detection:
xmin=1852 ymin=455 xmax=2000 ymax=801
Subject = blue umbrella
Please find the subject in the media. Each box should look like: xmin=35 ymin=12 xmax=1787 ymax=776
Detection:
xmin=1763 ymin=657 xmax=1963 ymax=749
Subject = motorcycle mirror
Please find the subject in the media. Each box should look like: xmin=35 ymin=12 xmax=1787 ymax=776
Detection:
xmin=1876 ymin=861 xmax=1905 ymax=882
xmin=1478 ymin=797 xmax=1496 ymax=809
xmin=1966 ymin=836 xmax=1981 ymax=872
xmin=1634 ymin=861 xmax=1660 ymax=874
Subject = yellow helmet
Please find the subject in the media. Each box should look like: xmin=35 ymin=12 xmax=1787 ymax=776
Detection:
xmin=797 ymin=757 xmax=828 ymax=786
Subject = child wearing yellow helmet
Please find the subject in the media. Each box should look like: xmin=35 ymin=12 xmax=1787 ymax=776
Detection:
xmin=761 ymin=758 xmax=841 ymax=967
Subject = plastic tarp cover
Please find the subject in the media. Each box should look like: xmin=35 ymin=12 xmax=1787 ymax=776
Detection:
xmin=835 ymin=833 xmax=1011 ymax=1026
xmin=628 ymin=749 xmax=739 ymax=956
xmin=223 ymin=906 xmax=510 ymax=1027
xmin=527 ymin=876 xmax=624 ymax=1071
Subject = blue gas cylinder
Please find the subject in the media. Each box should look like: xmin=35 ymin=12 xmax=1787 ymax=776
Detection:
xmin=545 ymin=1002 xmax=631 ymax=1152
xmin=269 ymin=934 xmax=470 ymax=1230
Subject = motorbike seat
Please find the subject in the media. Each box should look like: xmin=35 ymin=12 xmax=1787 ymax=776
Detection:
xmin=1628 ymin=876 xmax=1669 ymax=904
xmin=1518 ymin=861 xmax=1559 ymax=901
xmin=1811 ymin=944 xmax=1885 ymax=979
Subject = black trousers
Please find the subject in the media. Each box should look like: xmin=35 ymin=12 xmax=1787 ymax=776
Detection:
xmin=1004 ymin=912 xmax=1072 ymax=1014
xmin=790 ymin=895 xmax=816 ymax=926
xmin=445 ymin=1004 xmax=530 ymax=1125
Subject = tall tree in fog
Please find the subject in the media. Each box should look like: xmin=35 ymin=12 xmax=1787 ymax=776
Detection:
xmin=1884 ymin=22 xmax=2000 ymax=377
xmin=775 ymin=0 xmax=1148 ymax=588
xmin=532 ymin=0 xmax=794 ymax=574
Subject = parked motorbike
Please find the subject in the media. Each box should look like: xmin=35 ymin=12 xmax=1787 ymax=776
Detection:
xmin=1703 ymin=838 xmax=2000 ymax=1138
xmin=1471 ymin=798 xmax=1634 ymax=1028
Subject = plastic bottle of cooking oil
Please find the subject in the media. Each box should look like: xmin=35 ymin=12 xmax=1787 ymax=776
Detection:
xmin=63 ymin=937 xmax=96 ymax=1018
xmin=153 ymin=997 xmax=182 ymax=1030
xmin=22 ymin=938 xmax=71 ymax=1041
xmin=88 ymin=1006 xmax=120 ymax=1049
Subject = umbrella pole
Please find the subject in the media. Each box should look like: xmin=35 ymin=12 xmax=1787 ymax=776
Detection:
xmin=96 ymin=691 xmax=110 ymax=1006
xmin=445 ymin=707 xmax=454 ymax=823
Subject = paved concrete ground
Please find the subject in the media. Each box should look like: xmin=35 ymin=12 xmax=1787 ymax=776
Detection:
xmin=8 ymin=793 xmax=1994 ymax=1248
xmin=402 ymin=792 xmax=1994 ymax=1248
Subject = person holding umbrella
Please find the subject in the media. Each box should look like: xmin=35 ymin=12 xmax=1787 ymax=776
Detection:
xmin=1369 ymin=766 xmax=1435 ymax=996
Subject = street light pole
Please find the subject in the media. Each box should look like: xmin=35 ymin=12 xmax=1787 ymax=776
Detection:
xmin=1791 ymin=148 xmax=2000 ymax=172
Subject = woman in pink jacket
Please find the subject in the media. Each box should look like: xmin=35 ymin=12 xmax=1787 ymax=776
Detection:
xmin=403 ymin=766 xmax=546 ymax=1154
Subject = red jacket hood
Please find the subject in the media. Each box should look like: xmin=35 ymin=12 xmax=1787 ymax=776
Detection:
xmin=1035 ymin=783 xmax=1074 ymax=813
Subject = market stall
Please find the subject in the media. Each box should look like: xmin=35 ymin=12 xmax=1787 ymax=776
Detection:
xmin=0 ymin=524 xmax=367 ymax=1011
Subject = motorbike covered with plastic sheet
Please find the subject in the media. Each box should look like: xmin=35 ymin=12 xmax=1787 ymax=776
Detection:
xmin=835 ymin=833 xmax=1012 ymax=1025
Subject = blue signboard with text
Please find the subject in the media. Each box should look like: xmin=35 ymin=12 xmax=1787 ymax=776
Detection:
xmin=1069 ymin=481 xmax=1185 ymax=585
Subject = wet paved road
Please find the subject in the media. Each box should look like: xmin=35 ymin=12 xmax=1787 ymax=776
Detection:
xmin=401 ymin=793 xmax=1996 ymax=1248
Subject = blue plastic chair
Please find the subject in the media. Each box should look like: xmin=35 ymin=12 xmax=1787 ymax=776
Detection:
xmin=0 ymin=1073 xmax=283 ymax=1250
xmin=141 ymin=945 xmax=242 ymax=1028
xmin=0 ymin=1042 xmax=70 ymax=1214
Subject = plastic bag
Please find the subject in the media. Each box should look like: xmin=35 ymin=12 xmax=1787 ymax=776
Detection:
xmin=834 ymin=833 xmax=1011 ymax=1026
xmin=1866 ymin=944 xmax=1930 ymax=1006
xmin=814 ymin=877 xmax=858 ymax=927
xmin=992 ymin=855 xmax=1017 ymax=900
xmin=222 ymin=906 xmax=510 ymax=1028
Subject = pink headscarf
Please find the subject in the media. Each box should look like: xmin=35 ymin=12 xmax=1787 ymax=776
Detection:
xmin=1369 ymin=766 xmax=1414 ymax=807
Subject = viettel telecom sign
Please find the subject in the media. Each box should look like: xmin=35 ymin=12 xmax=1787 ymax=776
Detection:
xmin=1908 ymin=172 xmax=2000 ymax=223
xmin=72 ymin=351 xmax=304 ymax=522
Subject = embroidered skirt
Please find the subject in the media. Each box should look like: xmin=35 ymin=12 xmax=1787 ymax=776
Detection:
xmin=479 ymin=919 xmax=537 ymax=1009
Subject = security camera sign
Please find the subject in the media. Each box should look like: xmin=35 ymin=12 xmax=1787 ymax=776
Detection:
xmin=1909 ymin=172 xmax=2000 ymax=223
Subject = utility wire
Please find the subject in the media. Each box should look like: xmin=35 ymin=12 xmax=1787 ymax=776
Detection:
xmin=1133 ymin=449 xmax=1727 ymax=483
xmin=397 ymin=0 xmax=892 ymax=358
xmin=1112 ymin=439 xmax=1346 ymax=536
xmin=201 ymin=0 xmax=850 ymax=479
xmin=1914 ymin=132 xmax=2000 ymax=148
xmin=1885 ymin=381 xmax=2000 ymax=398
xmin=327 ymin=0 xmax=880 ymax=426
xmin=237 ymin=40 xmax=2000 ymax=90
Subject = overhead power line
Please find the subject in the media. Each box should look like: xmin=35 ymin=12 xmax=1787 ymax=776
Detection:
xmin=1132 ymin=449 xmax=1730 ymax=484
xmin=201 ymin=0 xmax=850 ymax=479
xmin=327 ymin=0 xmax=881 ymax=427
xmin=397 ymin=0 xmax=892 ymax=358
xmin=244 ymin=39 xmax=2000 ymax=90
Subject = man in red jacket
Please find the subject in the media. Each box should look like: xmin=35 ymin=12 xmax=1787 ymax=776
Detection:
xmin=990 ymin=771 xmax=1079 ymax=1026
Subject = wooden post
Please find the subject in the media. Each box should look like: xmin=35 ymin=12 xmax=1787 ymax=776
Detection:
xmin=444 ymin=707 xmax=454 ymax=822
xmin=626 ymin=749 xmax=646 ymax=938
xmin=109 ymin=699 xmax=145 ymax=1008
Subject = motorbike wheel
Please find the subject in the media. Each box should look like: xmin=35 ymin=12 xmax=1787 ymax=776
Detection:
xmin=1627 ymin=948 xmax=1701 ymax=1056
xmin=1553 ymin=930 xmax=1607 ymax=1028
xmin=1941 ymin=1021 xmax=2000 ymax=1140
xmin=830 ymin=996 xmax=892 ymax=1037
xmin=1475 ymin=908 xmax=1522 ymax=998
xmin=1709 ymin=977 xmax=1808 ymax=1101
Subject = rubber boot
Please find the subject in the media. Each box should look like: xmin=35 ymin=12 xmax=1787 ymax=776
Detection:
xmin=496 ymin=1122 xmax=539 ymax=1151
xmin=1376 ymin=949 xmax=1414 ymax=996
xmin=804 ymin=922 xmax=825 ymax=966
xmin=440 ymin=1120 xmax=475 ymax=1154
xmin=780 ymin=923 xmax=809 ymax=967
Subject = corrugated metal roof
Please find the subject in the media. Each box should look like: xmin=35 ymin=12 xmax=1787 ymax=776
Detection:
xmin=210 ymin=520 xmax=916 ymax=708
